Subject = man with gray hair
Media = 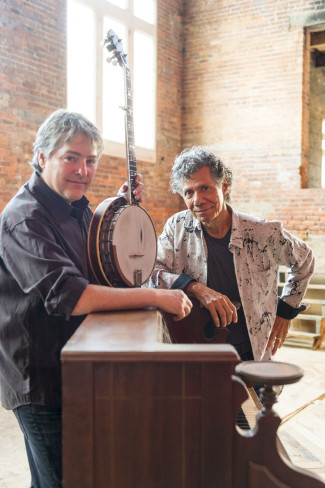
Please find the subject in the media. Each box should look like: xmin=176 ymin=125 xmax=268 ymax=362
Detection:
xmin=0 ymin=109 xmax=191 ymax=487
xmin=151 ymin=146 xmax=314 ymax=362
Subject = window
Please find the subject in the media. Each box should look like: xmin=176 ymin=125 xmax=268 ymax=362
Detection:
xmin=67 ymin=0 xmax=156 ymax=161
xmin=307 ymin=28 xmax=325 ymax=188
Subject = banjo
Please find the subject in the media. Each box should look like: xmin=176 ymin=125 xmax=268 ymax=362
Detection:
xmin=87 ymin=30 xmax=157 ymax=288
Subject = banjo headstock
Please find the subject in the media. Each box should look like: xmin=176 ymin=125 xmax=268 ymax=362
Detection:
xmin=104 ymin=29 xmax=128 ymax=69
xmin=103 ymin=29 xmax=137 ymax=205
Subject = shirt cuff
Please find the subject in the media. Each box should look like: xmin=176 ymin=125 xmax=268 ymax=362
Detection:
xmin=277 ymin=297 xmax=307 ymax=319
xmin=171 ymin=273 xmax=197 ymax=291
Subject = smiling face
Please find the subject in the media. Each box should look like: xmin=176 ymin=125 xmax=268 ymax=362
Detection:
xmin=181 ymin=166 xmax=229 ymax=226
xmin=38 ymin=133 xmax=98 ymax=204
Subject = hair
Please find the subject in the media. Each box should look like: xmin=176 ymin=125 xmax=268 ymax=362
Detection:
xmin=170 ymin=146 xmax=233 ymax=202
xmin=30 ymin=109 xmax=104 ymax=172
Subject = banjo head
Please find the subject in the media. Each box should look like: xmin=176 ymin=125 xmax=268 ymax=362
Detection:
xmin=88 ymin=198 xmax=157 ymax=287
xmin=111 ymin=204 xmax=157 ymax=286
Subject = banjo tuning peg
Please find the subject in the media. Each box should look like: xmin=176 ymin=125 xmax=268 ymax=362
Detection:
xmin=106 ymin=43 xmax=115 ymax=52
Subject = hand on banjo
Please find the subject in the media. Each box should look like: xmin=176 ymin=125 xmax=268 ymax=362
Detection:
xmin=118 ymin=174 xmax=144 ymax=203
xmin=157 ymin=289 xmax=193 ymax=321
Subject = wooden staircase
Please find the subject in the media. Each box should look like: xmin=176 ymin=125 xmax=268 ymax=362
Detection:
xmin=278 ymin=269 xmax=325 ymax=349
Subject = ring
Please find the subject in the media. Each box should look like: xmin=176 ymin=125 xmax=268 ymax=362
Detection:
xmin=275 ymin=337 xmax=280 ymax=341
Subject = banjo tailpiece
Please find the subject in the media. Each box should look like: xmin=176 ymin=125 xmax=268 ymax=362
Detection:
xmin=87 ymin=30 xmax=157 ymax=288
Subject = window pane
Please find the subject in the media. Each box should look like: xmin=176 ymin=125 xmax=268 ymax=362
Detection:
xmin=133 ymin=31 xmax=155 ymax=149
xmin=106 ymin=0 xmax=127 ymax=9
xmin=134 ymin=0 xmax=156 ymax=24
xmin=102 ymin=19 xmax=127 ymax=144
xmin=67 ymin=0 xmax=96 ymax=122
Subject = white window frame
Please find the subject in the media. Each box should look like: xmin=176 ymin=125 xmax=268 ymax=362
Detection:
xmin=67 ymin=0 xmax=157 ymax=163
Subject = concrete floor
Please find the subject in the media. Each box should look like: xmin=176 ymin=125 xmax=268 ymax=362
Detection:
xmin=0 ymin=343 xmax=324 ymax=487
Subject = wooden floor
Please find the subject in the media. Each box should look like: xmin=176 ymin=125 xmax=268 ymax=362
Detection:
xmin=275 ymin=344 xmax=325 ymax=482
xmin=0 ymin=343 xmax=324 ymax=487
xmin=278 ymin=394 xmax=325 ymax=477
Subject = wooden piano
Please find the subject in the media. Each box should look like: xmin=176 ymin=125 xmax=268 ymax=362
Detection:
xmin=61 ymin=308 xmax=325 ymax=487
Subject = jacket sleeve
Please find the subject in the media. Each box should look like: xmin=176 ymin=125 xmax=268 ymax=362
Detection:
xmin=277 ymin=227 xmax=314 ymax=309
xmin=1 ymin=217 xmax=89 ymax=320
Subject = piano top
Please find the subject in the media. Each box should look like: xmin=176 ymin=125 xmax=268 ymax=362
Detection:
xmin=61 ymin=308 xmax=240 ymax=363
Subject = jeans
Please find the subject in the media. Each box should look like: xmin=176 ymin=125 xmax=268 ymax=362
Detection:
xmin=13 ymin=405 xmax=62 ymax=488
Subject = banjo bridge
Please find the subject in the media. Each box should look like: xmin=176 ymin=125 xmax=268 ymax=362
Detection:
xmin=134 ymin=270 xmax=142 ymax=287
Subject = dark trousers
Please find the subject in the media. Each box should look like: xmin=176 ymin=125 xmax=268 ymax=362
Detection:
xmin=238 ymin=349 xmax=254 ymax=361
xmin=13 ymin=405 xmax=62 ymax=488
xmin=234 ymin=344 xmax=264 ymax=395
xmin=233 ymin=342 xmax=254 ymax=361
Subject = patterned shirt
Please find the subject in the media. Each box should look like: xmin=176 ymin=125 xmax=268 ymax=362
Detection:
xmin=151 ymin=206 xmax=314 ymax=360
xmin=0 ymin=172 xmax=92 ymax=409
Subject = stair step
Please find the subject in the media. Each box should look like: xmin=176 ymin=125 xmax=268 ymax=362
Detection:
xmin=305 ymin=299 xmax=325 ymax=304
xmin=287 ymin=330 xmax=319 ymax=338
xmin=292 ymin=315 xmax=324 ymax=335
xmin=284 ymin=338 xmax=318 ymax=349
xmin=297 ymin=314 xmax=324 ymax=321
xmin=285 ymin=329 xmax=324 ymax=350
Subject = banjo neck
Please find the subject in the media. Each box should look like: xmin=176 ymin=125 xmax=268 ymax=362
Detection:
xmin=105 ymin=29 xmax=138 ymax=206
xmin=123 ymin=64 xmax=138 ymax=206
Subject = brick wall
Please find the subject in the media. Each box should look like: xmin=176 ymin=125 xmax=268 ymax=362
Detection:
xmin=1 ymin=0 xmax=325 ymax=269
xmin=181 ymin=0 xmax=325 ymax=270
xmin=0 ymin=0 xmax=67 ymax=204
xmin=0 ymin=0 xmax=183 ymax=235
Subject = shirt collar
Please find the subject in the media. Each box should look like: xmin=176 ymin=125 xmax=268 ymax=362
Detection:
xmin=227 ymin=205 xmax=244 ymax=249
xmin=28 ymin=171 xmax=89 ymax=223
xmin=193 ymin=215 xmax=202 ymax=232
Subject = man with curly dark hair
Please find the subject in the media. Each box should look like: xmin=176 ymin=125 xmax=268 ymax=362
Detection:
xmin=151 ymin=146 xmax=314 ymax=361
